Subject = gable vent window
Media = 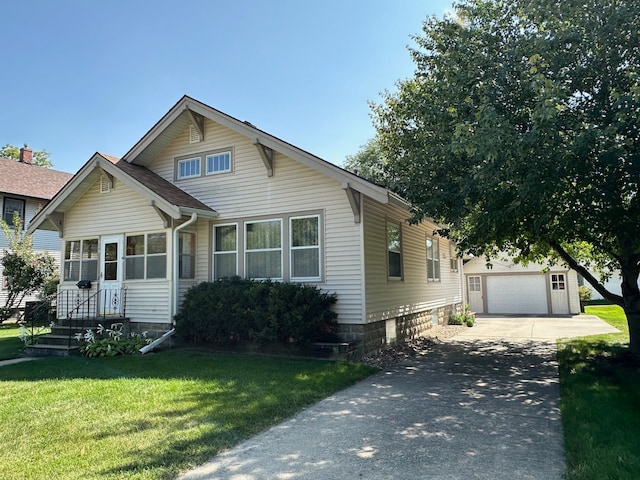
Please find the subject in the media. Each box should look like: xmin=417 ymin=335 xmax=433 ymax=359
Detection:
xmin=100 ymin=175 xmax=112 ymax=193
xmin=189 ymin=124 xmax=203 ymax=143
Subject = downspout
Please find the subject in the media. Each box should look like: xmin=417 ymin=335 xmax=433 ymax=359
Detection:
xmin=172 ymin=212 xmax=198 ymax=321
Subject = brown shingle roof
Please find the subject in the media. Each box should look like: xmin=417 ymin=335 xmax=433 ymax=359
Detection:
xmin=0 ymin=157 xmax=73 ymax=200
xmin=99 ymin=153 xmax=214 ymax=213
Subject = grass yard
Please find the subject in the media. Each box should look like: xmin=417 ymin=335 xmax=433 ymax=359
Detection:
xmin=0 ymin=349 xmax=376 ymax=480
xmin=558 ymin=305 xmax=640 ymax=480
xmin=0 ymin=323 xmax=24 ymax=360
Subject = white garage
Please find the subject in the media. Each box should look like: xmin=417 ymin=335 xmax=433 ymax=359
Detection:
xmin=464 ymin=256 xmax=580 ymax=315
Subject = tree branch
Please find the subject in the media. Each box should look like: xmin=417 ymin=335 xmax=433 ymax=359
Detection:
xmin=549 ymin=240 xmax=623 ymax=306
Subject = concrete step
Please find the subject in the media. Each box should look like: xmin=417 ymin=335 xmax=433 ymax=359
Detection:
xmin=24 ymin=344 xmax=81 ymax=357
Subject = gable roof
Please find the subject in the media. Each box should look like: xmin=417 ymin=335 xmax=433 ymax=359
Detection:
xmin=27 ymin=152 xmax=217 ymax=234
xmin=124 ymin=95 xmax=408 ymax=209
xmin=0 ymin=156 xmax=73 ymax=200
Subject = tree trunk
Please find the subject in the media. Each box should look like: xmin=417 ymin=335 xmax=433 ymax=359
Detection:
xmin=620 ymin=259 xmax=640 ymax=358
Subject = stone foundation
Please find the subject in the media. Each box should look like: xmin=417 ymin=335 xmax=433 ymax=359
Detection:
xmin=338 ymin=303 xmax=462 ymax=357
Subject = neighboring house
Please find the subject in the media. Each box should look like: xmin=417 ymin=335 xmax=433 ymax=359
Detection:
xmin=27 ymin=95 xmax=463 ymax=354
xmin=0 ymin=148 xmax=73 ymax=309
xmin=464 ymin=255 xmax=580 ymax=315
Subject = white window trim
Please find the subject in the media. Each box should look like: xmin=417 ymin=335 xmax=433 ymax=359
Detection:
xmin=290 ymin=214 xmax=321 ymax=282
xmin=244 ymin=219 xmax=283 ymax=281
xmin=213 ymin=223 xmax=239 ymax=280
xmin=449 ymin=243 xmax=458 ymax=272
xmin=63 ymin=238 xmax=99 ymax=282
xmin=125 ymin=232 xmax=167 ymax=280
xmin=205 ymin=150 xmax=233 ymax=175
xmin=427 ymin=236 xmax=441 ymax=282
xmin=176 ymin=157 xmax=201 ymax=180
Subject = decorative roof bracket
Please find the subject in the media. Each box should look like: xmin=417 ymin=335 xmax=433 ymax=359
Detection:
xmin=342 ymin=182 xmax=361 ymax=223
xmin=253 ymin=139 xmax=274 ymax=177
xmin=45 ymin=213 xmax=64 ymax=237
xmin=149 ymin=200 xmax=172 ymax=228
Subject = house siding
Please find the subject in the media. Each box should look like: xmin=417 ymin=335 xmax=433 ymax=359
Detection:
xmin=361 ymin=196 xmax=463 ymax=351
xmin=60 ymin=177 xmax=173 ymax=324
xmin=148 ymin=120 xmax=365 ymax=325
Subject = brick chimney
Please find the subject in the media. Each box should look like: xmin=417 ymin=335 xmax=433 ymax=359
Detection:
xmin=19 ymin=146 xmax=33 ymax=164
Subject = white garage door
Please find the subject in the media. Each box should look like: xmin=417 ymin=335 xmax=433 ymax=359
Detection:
xmin=486 ymin=275 xmax=548 ymax=314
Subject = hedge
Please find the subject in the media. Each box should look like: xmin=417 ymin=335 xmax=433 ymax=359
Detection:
xmin=174 ymin=277 xmax=339 ymax=345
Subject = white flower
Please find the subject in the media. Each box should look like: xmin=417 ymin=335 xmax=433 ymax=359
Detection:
xmin=96 ymin=324 xmax=104 ymax=334
xmin=74 ymin=332 xmax=83 ymax=341
xmin=83 ymin=329 xmax=95 ymax=343
xmin=49 ymin=321 xmax=56 ymax=328
xmin=18 ymin=325 xmax=27 ymax=341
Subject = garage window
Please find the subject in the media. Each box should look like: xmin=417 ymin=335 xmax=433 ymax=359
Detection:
xmin=551 ymin=274 xmax=566 ymax=290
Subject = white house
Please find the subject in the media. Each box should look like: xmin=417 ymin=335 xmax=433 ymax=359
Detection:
xmin=1 ymin=149 xmax=73 ymax=310
xmin=464 ymin=255 xmax=581 ymax=315
xmin=27 ymin=96 xmax=464 ymax=354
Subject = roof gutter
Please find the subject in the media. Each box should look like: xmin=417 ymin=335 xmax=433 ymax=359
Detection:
xmin=172 ymin=213 xmax=198 ymax=320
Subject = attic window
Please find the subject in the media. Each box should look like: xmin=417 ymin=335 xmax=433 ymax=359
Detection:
xmin=100 ymin=175 xmax=112 ymax=193
xmin=189 ymin=124 xmax=203 ymax=143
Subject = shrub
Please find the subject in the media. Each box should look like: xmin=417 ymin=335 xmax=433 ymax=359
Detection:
xmin=174 ymin=278 xmax=339 ymax=345
xmin=579 ymin=285 xmax=593 ymax=303
xmin=449 ymin=305 xmax=475 ymax=327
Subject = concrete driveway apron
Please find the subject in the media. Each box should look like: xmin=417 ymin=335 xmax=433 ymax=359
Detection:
xmin=178 ymin=315 xmax=618 ymax=480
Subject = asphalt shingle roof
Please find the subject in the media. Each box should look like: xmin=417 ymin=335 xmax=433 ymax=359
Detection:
xmin=100 ymin=154 xmax=214 ymax=213
xmin=0 ymin=157 xmax=73 ymax=200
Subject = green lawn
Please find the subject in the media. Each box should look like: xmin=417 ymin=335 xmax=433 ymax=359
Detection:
xmin=0 ymin=323 xmax=25 ymax=360
xmin=558 ymin=305 xmax=640 ymax=480
xmin=0 ymin=349 xmax=376 ymax=480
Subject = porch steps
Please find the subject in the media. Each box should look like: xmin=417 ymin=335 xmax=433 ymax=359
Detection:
xmin=24 ymin=317 xmax=130 ymax=357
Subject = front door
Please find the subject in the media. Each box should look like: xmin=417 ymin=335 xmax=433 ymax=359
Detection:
xmin=100 ymin=235 xmax=124 ymax=315
xmin=467 ymin=276 xmax=484 ymax=313
xmin=550 ymin=273 xmax=570 ymax=314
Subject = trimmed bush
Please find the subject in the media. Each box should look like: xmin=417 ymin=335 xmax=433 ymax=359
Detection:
xmin=174 ymin=277 xmax=339 ymax=345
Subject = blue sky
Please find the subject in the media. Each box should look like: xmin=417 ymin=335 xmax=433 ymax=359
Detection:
xmin=1 ymin=1 xmax=453 ymax=173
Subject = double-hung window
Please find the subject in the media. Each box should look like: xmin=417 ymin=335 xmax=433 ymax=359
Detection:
xmin=449 ymin=243 xmax=458 ymax=272
xmin=387 ymin=222 xmax=402 ymax=279
xmin=177 ymin=157 xmax=201 ymax=179
xmin=213 ymin=224 xmax=238 ymax=279
xmin=426 ymin=236 xmax=440 ymax=281
xmin=125 ymin=233 xmax=167 ymax=280
xmin=206 ymin=151 xmax=232 ymax=175
xmin=2 ymin=198 xmax=25 ymax=225
xmin=64 ymin=239 xmax=98 ymax=281
xmin=290 ymin=215 xmax=320 ymax=280
xmin=245 ymin=220 xmax=282 ymax=280
xmin=179 ymin=232 xmax=196 ymax=279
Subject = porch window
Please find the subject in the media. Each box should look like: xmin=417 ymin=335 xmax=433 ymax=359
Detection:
xmin=125 ymin=232 xmax=167 ymax=280
xmin=290 ymin=215 xmax=320 ymax=280
xmin=387 ymin=222 xmax=402 ymax=279
xmin=179 ymin=232 xmax=196 ymax=279
xmin=64 ymin=239 xmax=98 ymax=281
xmin=213 ymin=224 xmax=237 ymax=280
xmin=245 ymin=219 xmax=282 ymax=279
xmin=426 ymin=236 xmax=440 ymax=281
xmin=2 ymin=197 xmax=25 ymax=225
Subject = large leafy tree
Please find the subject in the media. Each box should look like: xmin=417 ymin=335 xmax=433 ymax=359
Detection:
xmin=371 ymin=0 xmax=640 ymax=354
xmin=0 ymin=144 xmax=52 ymax=168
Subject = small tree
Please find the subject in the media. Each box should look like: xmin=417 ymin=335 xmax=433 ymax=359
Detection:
xmin=1 ymin=212 xmax=57 ymax=322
